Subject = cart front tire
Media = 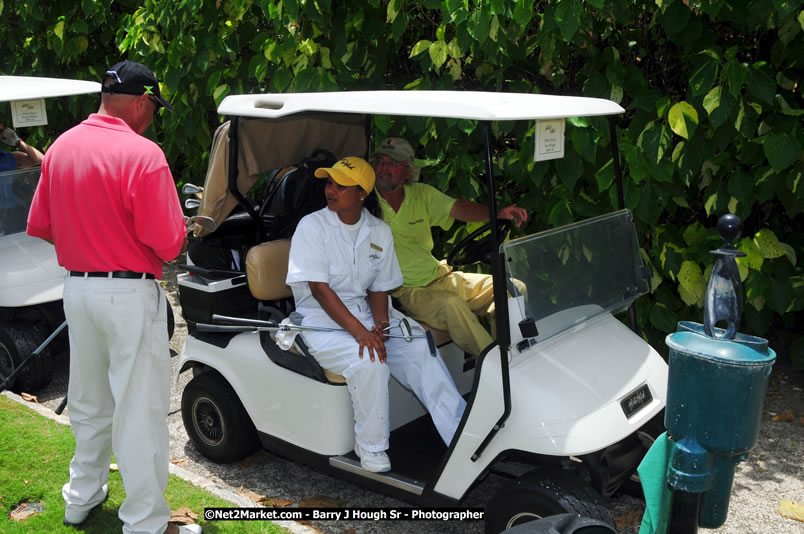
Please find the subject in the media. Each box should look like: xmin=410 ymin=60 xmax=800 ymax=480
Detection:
xmin=181 ymin=371 xmax=259 ymax=463
xmin=484 ymin=470 xmax=613 ymax=534
xmin=620 ymin=410 xmax=666 ymax=498
xmin=0 ymin=321 xmax=54 ymax=393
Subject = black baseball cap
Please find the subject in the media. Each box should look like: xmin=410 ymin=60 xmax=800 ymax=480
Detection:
xmin=101 ymin=60 xmax=173 ymax=112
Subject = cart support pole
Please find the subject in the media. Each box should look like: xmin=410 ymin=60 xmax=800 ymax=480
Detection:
xmin=609 ymin=118 xmax=638 ymax=332
xmin=225 ymin=117 xmax=258 ymax=222
xmin=471 ymin=122 xmax=512 ymax=462
xmin=609 ymin=119 xmax=625 ymax=211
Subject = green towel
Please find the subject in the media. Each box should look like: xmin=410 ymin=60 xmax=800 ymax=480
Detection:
xmin=638 ymin=431 xmax=673 ymax=534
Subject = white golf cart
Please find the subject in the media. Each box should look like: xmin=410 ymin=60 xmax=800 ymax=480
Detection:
xmin=0 ymin=76 xmax=100 ymax=393
xmin=176 ymin=91 xmax=668 ymax=532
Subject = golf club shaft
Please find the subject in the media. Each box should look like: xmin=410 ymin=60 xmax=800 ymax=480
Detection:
xmin=0 ymin=320 xmax=67 ymax=393
xmin=211 ymin=314 xmax=419 ymax=334
xmin=197 ymin=322 xmax=426 ymax=339
xmin=208 ymin=314 xmax=436 ymax=355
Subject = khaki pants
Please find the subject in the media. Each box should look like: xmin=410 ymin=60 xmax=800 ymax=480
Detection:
xmin=393 ymin=261 xmax=499 ymax=357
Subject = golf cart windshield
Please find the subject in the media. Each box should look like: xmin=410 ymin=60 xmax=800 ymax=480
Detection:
xmin=0 ymin=167 xmax=39 ymax=236
xmin=503 ymin=210 xmax=649 ymax=344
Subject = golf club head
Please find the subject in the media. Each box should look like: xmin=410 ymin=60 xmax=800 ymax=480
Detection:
xmin=426 ymin=330 xmax=436 ymax=357
xmin=181 ymin=183 xmax=204 ymax=195
xmin=400 ymin=318 xmax=413 ymax=342
xmin=184 ymin=198 xmax=201 ymax=210
xmin=185 ymin=215 xmax=217 ymax=233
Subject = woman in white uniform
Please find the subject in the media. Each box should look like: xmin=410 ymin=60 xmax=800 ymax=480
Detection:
xmin=286 ymin=157 xmax=466 ymax=473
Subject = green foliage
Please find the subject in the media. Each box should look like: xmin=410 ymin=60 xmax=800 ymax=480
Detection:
xmin=0 ymin=0 xmax=124 ymax=150
xmin=1 ymin=0 xmax=802 ymax=353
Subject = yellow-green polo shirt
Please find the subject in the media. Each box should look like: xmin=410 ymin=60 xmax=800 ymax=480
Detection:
xmin=378 ymin=183 xmax=456 ymax=287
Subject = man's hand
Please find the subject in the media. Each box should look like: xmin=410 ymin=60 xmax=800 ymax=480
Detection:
xmin=0 ymin=127 xmax=20 ymax=148
xmin=354 ymin=328 xmax=387 ymax=363
xmin=497 ymin=204 xmax=528 ymax=227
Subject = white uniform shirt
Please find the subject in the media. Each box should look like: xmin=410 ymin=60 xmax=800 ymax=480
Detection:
xmin=287 ymin=207 xmax=403 ymax=327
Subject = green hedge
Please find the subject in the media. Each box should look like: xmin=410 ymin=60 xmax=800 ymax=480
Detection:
xmin=2 ymin=0 xmax=802 ymax=365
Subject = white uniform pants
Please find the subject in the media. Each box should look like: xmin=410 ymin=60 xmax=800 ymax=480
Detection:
xmin=62 ymin=276 xmax=171 ymax=534
xmin=301 ymin=310 xmax=466 ymax=452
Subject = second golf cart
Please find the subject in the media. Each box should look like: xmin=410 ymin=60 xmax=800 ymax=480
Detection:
xmin=0 ymin=76 xmax=181 ymax=394
xmin=0 ymin=76 xmax=100 ymax=393
xmin=176 ymin=91 xmax=668 ymax=532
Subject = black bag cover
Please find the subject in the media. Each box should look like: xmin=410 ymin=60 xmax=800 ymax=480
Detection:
xmin=260 ymin=149 xmax=337 ymax=241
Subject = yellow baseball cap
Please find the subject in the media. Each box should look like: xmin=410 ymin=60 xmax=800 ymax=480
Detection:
xmin=314 ymin=157 xmax=375 ymax=193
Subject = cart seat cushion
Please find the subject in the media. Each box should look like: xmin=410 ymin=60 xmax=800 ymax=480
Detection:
xmin=246 ymin=239 xmax=293 ymax=300
xmin=323 ymin=368 xmax=347 ymax=384
xmin=281 ymin=338 xmax=346 ymax=384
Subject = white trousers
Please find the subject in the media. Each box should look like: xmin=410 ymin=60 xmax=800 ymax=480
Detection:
xmin=62 ymin=276 xmax=171 ymax=534
xmin=301 ymin=309 xmax=466 ymax=452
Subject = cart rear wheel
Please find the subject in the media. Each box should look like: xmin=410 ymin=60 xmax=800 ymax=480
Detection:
xmin=181 ymin=371 xmax=259 ymax=463
xmin=0 ymin=321 xmax=53 ymax=393
xmin=484 ymin=470 xmax=613 ymax=534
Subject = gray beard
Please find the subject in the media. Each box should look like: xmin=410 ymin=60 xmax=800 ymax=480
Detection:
xmin=375 ymin=179 xmax=406 ymax=193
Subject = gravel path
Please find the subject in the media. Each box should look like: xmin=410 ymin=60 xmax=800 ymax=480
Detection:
xmin=23 ymin=258 xmax=804 ymax=534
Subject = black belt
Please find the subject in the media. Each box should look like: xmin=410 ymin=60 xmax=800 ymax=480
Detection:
xmin=70 ymin=271 xmax=155 ymax=280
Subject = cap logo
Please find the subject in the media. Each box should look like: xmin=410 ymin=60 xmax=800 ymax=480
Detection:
xmin=339 ymin=158 xmax=355 ymax=169
xmin=105 ymin=70 xmax=123 ymax=84
xmin=143 ymin=85 xmax=154 ymax=95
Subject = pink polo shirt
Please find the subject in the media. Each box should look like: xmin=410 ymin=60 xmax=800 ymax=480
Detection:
xmin=26 ymin=114 xmax=185 ymax=278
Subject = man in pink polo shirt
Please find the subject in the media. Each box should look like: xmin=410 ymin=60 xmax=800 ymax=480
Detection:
xmin=27 ymin=61 xmax=200 ymax=534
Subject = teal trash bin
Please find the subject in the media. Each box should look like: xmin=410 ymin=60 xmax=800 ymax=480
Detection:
xmin=663 ymin=214 xmax=776 ymax=531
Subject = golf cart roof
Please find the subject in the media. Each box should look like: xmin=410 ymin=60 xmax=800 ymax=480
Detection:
xmin=202 ymin=90 xmax=625 ymax=235
xmin=0 ymin=76 xmax=101 ymax=103
xmin=218 ymin=90 xmax=624 ymax=121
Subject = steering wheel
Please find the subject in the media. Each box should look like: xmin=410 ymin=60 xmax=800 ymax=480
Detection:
xmin=447 ymin=219 xmax=513 ymax=267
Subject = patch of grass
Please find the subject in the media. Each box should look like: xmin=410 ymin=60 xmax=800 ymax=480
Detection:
xmin=0 ymin=395 xmax=286 ymax=533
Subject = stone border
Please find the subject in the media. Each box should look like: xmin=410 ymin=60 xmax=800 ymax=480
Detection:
xmin=2 ymin=390 xmax=315 ymax=534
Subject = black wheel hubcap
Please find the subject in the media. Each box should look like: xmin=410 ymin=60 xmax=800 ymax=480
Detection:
xmin=192 ymin=396 xmax=224 ymax=447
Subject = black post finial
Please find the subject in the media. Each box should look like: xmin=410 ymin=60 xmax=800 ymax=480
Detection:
xmin=703 ymin=214 xmax=747 ymax=340
xmin=716 ymin=213 xmax=741 ymax=251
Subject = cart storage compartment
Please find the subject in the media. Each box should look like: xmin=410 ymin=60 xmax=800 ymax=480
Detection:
xmin=178 ymin=271 xmax=257 ymax=324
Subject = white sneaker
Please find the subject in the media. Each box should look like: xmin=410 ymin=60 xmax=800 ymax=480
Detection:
xmin=354 ymin=443 xmax=391 ymax=473
xmin=63 ymin=484 xmax=109 ymax=527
